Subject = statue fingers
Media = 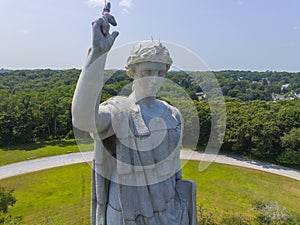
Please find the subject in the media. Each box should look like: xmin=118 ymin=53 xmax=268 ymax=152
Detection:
xmin=99 ymin=16 xmax=110 ymax=36
xmin=92 ymin=17 xmax=110 ymax=36
xmin=103 ymin=12 xmax=117 ymax=27
xmin=110 ymin=31 xmax=119 ymax=44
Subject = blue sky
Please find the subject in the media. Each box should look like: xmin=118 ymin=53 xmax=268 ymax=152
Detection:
xmin=0 ymin=0 xmax=299 ymax=71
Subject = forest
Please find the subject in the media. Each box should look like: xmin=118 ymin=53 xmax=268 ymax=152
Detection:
xmin=0 ymin=69 xmax=299 ymax=167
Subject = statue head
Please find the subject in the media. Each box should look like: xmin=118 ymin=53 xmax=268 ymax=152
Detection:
xmin=126 ymin=41 xmax=173 ymax=78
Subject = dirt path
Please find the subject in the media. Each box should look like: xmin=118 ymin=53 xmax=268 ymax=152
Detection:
xmin=0 ymin=150 xmax=299 ymax=181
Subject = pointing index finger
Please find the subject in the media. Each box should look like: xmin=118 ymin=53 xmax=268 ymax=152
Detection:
xmin=92 ymin=17 xmax=109 ymax=37
xmin=102 ymin=2 xmax=117 ymax=26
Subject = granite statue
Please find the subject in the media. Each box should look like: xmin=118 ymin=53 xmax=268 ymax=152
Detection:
xmin=72 ymin=3 xmax=197 ymax=225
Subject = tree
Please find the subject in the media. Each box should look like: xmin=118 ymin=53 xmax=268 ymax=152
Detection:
xmin=0 ymin=186 xmax=16 ymax=214
xmin=0 ymin=186 xmax=22 ymax=224
xmin=195 ymin=101 xmax=212 ymax=148
xmin=278 ymin=128 xmax=300 ymax=165
xmin=276 ymin=107 xmax=300 ymax=133
xmin=223 ymin=101 xmax=282 ymax=160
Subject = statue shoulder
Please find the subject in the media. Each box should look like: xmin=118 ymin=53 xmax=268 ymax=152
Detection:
xmin=158 ymin=99 xmax=183 ymax=123
xmin=101 ymin=96 xmax=131 ymax=110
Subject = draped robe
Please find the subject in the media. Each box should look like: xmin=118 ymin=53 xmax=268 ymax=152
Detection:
xmin=91 ymin=96 xmax=195 ymax=225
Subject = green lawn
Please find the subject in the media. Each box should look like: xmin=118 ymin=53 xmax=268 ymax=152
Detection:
xmin=0 ymin=139 xmax=93 ymax=166
xmin=1 ymin=161 xmax=300 ymax=224
xmin=183 ymin=161 xmax=300 ymax=222
xmin=1 ymin=163 xmax=91 ymax=225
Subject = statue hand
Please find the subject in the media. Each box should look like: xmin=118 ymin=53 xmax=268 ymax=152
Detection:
xmin=91 ymin=6 xmax=119 ymax=54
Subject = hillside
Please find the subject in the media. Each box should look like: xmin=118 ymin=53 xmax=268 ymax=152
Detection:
xmin=0 ymin=69 xmax=299 ymax=168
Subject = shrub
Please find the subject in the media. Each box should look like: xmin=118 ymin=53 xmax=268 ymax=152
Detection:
xmin=221 ymin=214 xmax=251 ymax=225
xmin=253 ymin=201 xmax=295 ymax=225
xmin=198 ymin=205 xmax=218 ymax=225
xmin=198 ymin=205 xmax=250 ymax=225
xmin=0 ymin=186 xmax=22 ymax=225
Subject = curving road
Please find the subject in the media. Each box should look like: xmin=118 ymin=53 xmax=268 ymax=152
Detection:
xmin=0 ymin=150 xmax=299 ymax=181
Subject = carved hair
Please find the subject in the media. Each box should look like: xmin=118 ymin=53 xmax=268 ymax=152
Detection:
xmin=126 ymin=41 xmax=173 ymax=78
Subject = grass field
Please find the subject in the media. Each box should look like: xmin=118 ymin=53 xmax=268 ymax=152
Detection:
xmin=0 ymin=139 xmax=93 ymax=166
xmin=183 ymin=161 xmax=300 ymax=221
xmin=1 ymin=161 xmax=300 ymax=224
xmin=1 ymin=163 xmax=91 ymax=225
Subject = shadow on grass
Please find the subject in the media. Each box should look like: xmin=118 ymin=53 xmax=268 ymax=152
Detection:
xmin=2 ymin=139 xmax=77 ymax=151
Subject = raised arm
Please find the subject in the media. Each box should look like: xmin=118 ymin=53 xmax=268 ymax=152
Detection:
xmin=72 ymin=6 xmax=119 ymax=133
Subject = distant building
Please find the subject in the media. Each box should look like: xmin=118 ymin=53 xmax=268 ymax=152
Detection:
xmin=272 ymin=93 xmax=294 ymax=101
xmin=294 ymin=93 xmax=300 ymax=99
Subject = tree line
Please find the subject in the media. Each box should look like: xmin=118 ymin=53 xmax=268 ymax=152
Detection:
xmin=0 ymin=69 xmax=299 ymax=167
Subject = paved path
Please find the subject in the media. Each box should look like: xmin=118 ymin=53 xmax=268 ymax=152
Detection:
xmin=0 ymin=151 xmax=300 ymax=181
xmin=181 ymin=151 xmax=300 ymax=181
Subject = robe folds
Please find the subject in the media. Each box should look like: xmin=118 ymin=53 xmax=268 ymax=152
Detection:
xmin=91 ymin=96 xmax=194 ymax=225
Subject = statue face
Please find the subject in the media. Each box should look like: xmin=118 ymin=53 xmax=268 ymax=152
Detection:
xmin=133 ymin=62 xmax=167 ymax=98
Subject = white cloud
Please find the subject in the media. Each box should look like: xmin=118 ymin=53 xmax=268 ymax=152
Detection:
xmin=237 ymin=0 xmax=244 ymax=6
xmin=21 ymin=28 xmax=33 ymax=35
xmin=87 ymin=0 xmax=105 ymax=7
xmin=292 ymin=25 xmax=300 ymax=30
xmin=119 ymin=0 xmax=133 ymax=13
